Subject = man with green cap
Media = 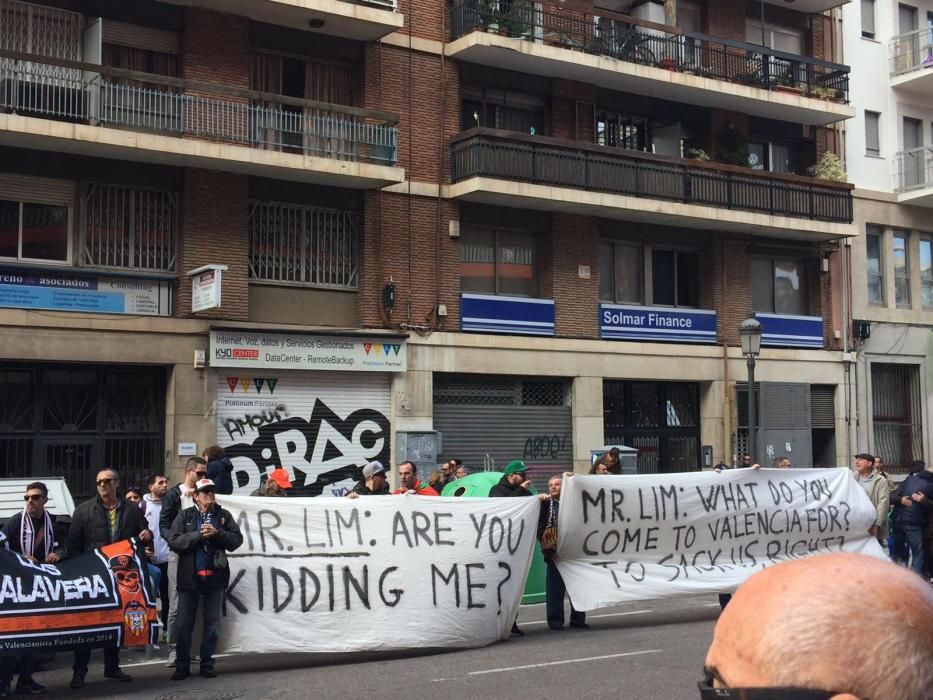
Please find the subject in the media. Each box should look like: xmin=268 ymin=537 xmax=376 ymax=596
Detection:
xmin=490 ymin=460 xmax=534 ymax=636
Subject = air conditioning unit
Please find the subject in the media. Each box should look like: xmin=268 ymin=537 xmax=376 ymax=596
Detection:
xmin=852 ymin=319 xmax=871 ymax=341
xmin=359 ymin=0 xmax=398 ymax=9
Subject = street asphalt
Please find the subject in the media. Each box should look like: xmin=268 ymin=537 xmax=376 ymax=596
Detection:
xmin=30 ymin=596 xmax=721 ymax=700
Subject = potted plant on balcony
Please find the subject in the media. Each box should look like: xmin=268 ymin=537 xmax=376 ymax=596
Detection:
xmin=479 ymin=0 xmax=499 ymax=34
xmin=500 ymin=2 xmax=532 ymax=39
xmin=807 ymin=152 xmax=847 ymax=181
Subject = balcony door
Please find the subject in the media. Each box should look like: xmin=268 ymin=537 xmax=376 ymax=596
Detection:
xmin=903 ymin=117 xmax=924 ymax=188
xmin=899 ymin=4 xmax=919 ymax=68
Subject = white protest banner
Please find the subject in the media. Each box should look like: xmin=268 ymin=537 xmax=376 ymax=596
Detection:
xmin=556 ymin=469 xmax=888 ymax=610
xmin=214 ymin=494 xmax=539 ymax=654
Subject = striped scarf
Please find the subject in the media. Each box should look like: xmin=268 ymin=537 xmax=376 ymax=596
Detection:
xmin=20 ymin=509 xmax=54 ymax=561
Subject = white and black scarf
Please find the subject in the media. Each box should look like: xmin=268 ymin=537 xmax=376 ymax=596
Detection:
xmin=20 ymin=509 xmax=54 ymax=561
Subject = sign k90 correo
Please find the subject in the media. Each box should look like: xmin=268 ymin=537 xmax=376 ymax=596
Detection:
xmin=210 ymin=331 xmax=407 ymax=372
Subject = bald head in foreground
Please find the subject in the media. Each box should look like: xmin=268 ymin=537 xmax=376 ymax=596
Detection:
xmin=703 ymin=553 xmax=933 ymax=700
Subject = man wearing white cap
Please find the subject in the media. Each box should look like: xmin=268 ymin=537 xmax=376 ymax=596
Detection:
xmin=347 ymin=461 xmax=389 ymax=498
xmin=168 ymin=478 xmax=243 ymax=681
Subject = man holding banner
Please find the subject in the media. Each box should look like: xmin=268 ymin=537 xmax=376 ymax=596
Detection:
xmin=67 ymin=468 xmax=150 ymax=689
xmin=168 ymin=478 xmax=243 ymax=681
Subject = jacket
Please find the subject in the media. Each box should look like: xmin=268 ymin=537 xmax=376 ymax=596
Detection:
xmin=890 ymin=470 xmax=933 ymax=529
xmin=1 ymin=511 xmax=66 ymax=561
xmin=67 ymin=496 xmax=147 ymax=556
xmin=391 ymin=480 xmax=438 ymax=496
xmin=206 ymin=456 xmax=235 ymax=495
xmin=350 ymin=479 xmax=390 ymax=496
xmin=489 ymin=475 xmax=532 ymax=498
xmin=141 ymin=494 xmax=170 ymax=564
xmin=168 ymin=504 xmax=243 ymax=590
xmin=854 ymin=470 xmax=890 ymax=534
xmin=159 ymin=484 xmax=194 ymax=543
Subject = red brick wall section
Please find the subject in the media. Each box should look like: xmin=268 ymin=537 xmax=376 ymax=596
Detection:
xmin=176 ymin=169 xmax=249 ymax=320
xmin=182 ymin=9 xmax=249 ymax=87
xmin=552 ymin=214 xmax=599 ymax=339
xmin=397 ymin=0 xmax=448 ymax=43
xmin=707 ymin=0 xmax=746 ymax=42
xmin=358 ymin=193 xmax=460 ymax=331
xmin=551 ymin=80 xmax=596 ymax=141
xmin=717 ymin=238 xmax=753 ymax=346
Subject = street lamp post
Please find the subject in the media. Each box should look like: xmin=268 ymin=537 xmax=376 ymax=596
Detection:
xmin=739 ymin=317 xmax=763 ymax=465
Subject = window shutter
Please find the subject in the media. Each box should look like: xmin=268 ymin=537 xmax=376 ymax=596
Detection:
xmin=0 ymin=174 xmax=74 ymax=207
xmin=861 ymin=0 xmax=875 ymax=36
xmin=101 ymin=20 xmax=178 ymax=54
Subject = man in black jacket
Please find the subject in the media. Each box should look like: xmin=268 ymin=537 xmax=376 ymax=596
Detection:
xmin=168 ymin=478 xmax=243 ymax=681
xmin=490 ymin=460 xmax=535 ymax=637
xmin=0 ymin=481 xmax=65 ymax=695
xmin=159 ymin=457 xmax=207 ymax=667
xmin=889 ymin=463 xmax=933 ymax=575
xmin=203 ymin=445 xmax=234 ymax=495
xmin=67 ymin=469 xmax=150 ymax=689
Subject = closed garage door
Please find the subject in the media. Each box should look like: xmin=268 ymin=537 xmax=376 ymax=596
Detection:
xmin=433 ymin=374 xmax=572 ymax=491
xmin=216 ymin=370 xmax=390 ymax=496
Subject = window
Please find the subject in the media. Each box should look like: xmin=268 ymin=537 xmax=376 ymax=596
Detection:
xmin=81 ymin=183 xmax=178 ymax=272
xmin=752 ymin=257 xmax=809 ymax=315
xmin=748 ymin=140 xmax=795 ymax=174
xmin=866 ymin=226 xmax=884 ymax=305
xmin=248 ymin=201 xmax=359 ymax=289
xmin=861 ymin=0 xmax=876 ymax=39
xmin=460 ymin=226 xmax=538 ymax=297
xmin=0 ymin=200 xmax=70 ymax=263
xmin=871 ymin=363 xmax=923 ymax=472
xmin=461 ymin=86 xmax=545 ymax=134
xmin=596 ymin=112 xmax=649 ymax=151
xmin=599 ymin=242 xmax=699 ymax=307
xmin=920 ymin=236 xmax=933 ymax=308
xmin=865 ymin=111 xmax=881 ymax=156
xmin=893 ymin=231 xmax=910 ymax=306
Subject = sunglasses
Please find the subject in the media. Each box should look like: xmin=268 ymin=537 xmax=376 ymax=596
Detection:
xmin=24 ymin=494 xmax=45 ymax=502
xmin=699 ymin=670 xmax=839 ymax=699
xmin=195 ymin=471 xmax=207 ymax=478
xmin=96 ymin=478 xmax=115 ymax=486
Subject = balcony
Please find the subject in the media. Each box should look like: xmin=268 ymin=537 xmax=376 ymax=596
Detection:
xmin=889 ymin=28 xmax=933 ymax=94
xmin=894 ymin=146 xmax=933 ymax=208
xmin=0 ymin=50 xmax=404 ymax=189
xmin=450 ymin=129 xmax=854 ymax=240
xmin=162 ymin=0 xmax=403 ymax=41
xmin=447 ymin=1 xmax=853 ymax=127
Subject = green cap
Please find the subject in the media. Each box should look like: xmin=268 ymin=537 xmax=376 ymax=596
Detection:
xmin=504 ymin=460 xmax=528 ymax=476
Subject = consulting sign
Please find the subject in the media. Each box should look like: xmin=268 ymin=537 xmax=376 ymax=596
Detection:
xmin=210 ymin=330 xmax=406 ymax=372
xmin=0 ymin=269 xmax=171 ymax=316
xmin=599 ymin=304 xmax=717 ymax=343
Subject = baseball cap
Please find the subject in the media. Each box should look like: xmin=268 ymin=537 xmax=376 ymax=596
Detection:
xmin=194 ymin=478 xmax=216 ymax=493
xmin=503 ymin=460 xmax=528 ymax=476
xmin=854 ymin=453 xmax=875 ymax=462
xmin=362 ymin=461 xmax=385 ymax=479
xmin=268 ymin=467 xmax=292 ymax=490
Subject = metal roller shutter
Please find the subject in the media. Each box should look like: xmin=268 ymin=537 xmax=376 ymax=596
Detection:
xmin=0 ymin=174 xmax=74 ymax=206
xmin=101 ymin=20 xmax=179 ymax=53
xmin=216 ymin=370 xmax=391 ymax=497
xmin=433 ymin=374 xmax=572 ymax=491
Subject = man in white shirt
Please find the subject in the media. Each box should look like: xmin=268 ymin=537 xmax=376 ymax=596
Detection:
xmin=143 ymin=474 xmax=171 ymax=634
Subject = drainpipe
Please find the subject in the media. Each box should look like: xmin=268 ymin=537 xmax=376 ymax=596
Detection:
xmin=721 ymin=239 xmax=731 ymax=465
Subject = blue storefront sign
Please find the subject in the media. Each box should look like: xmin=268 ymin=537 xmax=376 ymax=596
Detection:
xmin=461 ymin=293 xmax=555 ymax=336
xmin=599 ymin=304 xmax=717 ymax=343
xmin=0 ymin=269 xmax=172 ymax=316
xmin=754 ymin=313 xmax=824 ymax=349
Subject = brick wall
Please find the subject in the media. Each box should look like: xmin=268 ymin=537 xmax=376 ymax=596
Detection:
xmin=718 ymin=239 xmax=753 ymax=346
xmin=707 ymin=0 xmax=746 ymax=42
xmin=552 ymin=214 xmax=599 ymax=338
xmin=182 ymin=9 xmax=249 ymax=87
xmin=176 ymin=169 xmax=250 ymax=320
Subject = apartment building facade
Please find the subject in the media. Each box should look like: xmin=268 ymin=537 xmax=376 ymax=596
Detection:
xmin=0 ymin=0 xmax=856 ymax=500
xmin=843 ymin=0 xmax=932 ymax=473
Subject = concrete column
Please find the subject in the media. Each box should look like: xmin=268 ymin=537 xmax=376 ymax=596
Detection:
xmin=572 ymin=376 xmax=604 ymax=473
xmin=390 ymin=369 xmax=434 ymax=488
xmin=699 ymin=380 xmax=725 ymax=467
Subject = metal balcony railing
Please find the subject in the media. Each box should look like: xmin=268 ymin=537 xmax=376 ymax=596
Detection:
xmin=894 ymin=146 xmax=933 ymax=192
xmin=0 ymin=50 xmax=399 ymax=166
xmin=450 ymin=0 xmax=850 ymax=102
xmin=889 ymin=27 xmax=933 ymax=76
xmin=452 ymin=128 xmax=854 ymax=224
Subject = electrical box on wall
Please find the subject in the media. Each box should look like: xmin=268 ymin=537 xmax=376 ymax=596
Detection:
xmin=395 ymin=431 xmax=443 ymax=468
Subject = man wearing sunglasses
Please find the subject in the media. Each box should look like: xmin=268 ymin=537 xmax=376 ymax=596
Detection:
xmin=158 ymin=457 xmax=208 ymax=669
xmin=0 ymin=482 xmax=65 ymax=695
xmin=67 ymin=469 xmax=151 ymax=689
xmin=700 ymin=552 xmax=933 ymax=700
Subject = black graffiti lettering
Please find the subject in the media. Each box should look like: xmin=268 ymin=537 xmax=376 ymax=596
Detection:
xmin=379 ymin=566 xmax=403 ymax=607
xmin=495 ymin=562 xmax=511 ymax=614
xmin=271 ymin=567 xmax=293 ymax=613
xmin=522 ymin=434 xmax=567 ymax=460
xmin=225 ymin=400 xmax=390 ymax=497
xmin=257 ymin=510 xmax=284 ymax=553
xmin=334 ymin=509 xmax=363 ymax=547
xmin=392 ymin=511 xmax=414 ymax=548
xmin=582 ymin=489 xmax=605 ymax=524
xmin=343 ymin=565 xmax=370 ymax=610
xmin=235 ymin=511 xmax=254 ymax=551
xmin=223 ymin=405 xmax=289 ymax=440
xmin=469 ymin=514 xmax=525 ymax=554
xmin=224 ymin=569 xmax=247 ymax=613
xmin=465 ymin=563 xmax=486 ymax=609
xmin=431 ymin=564 xmax=460 ymax=607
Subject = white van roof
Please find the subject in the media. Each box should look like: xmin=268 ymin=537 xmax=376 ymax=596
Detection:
xmin=0 ymin=478 xmax=76 ymax=521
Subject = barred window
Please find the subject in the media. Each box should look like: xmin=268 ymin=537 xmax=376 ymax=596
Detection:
xmin=249 ymin=201 xmax=359 ymax=289
xmin=81 ymin=183 xmax=178 ymax=272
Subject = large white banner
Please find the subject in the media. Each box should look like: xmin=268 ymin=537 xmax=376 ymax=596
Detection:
xmin=215 ymin=495 xmax=539 ymax=654
xmin=556 ymin=469 xmax=888 ymax=609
